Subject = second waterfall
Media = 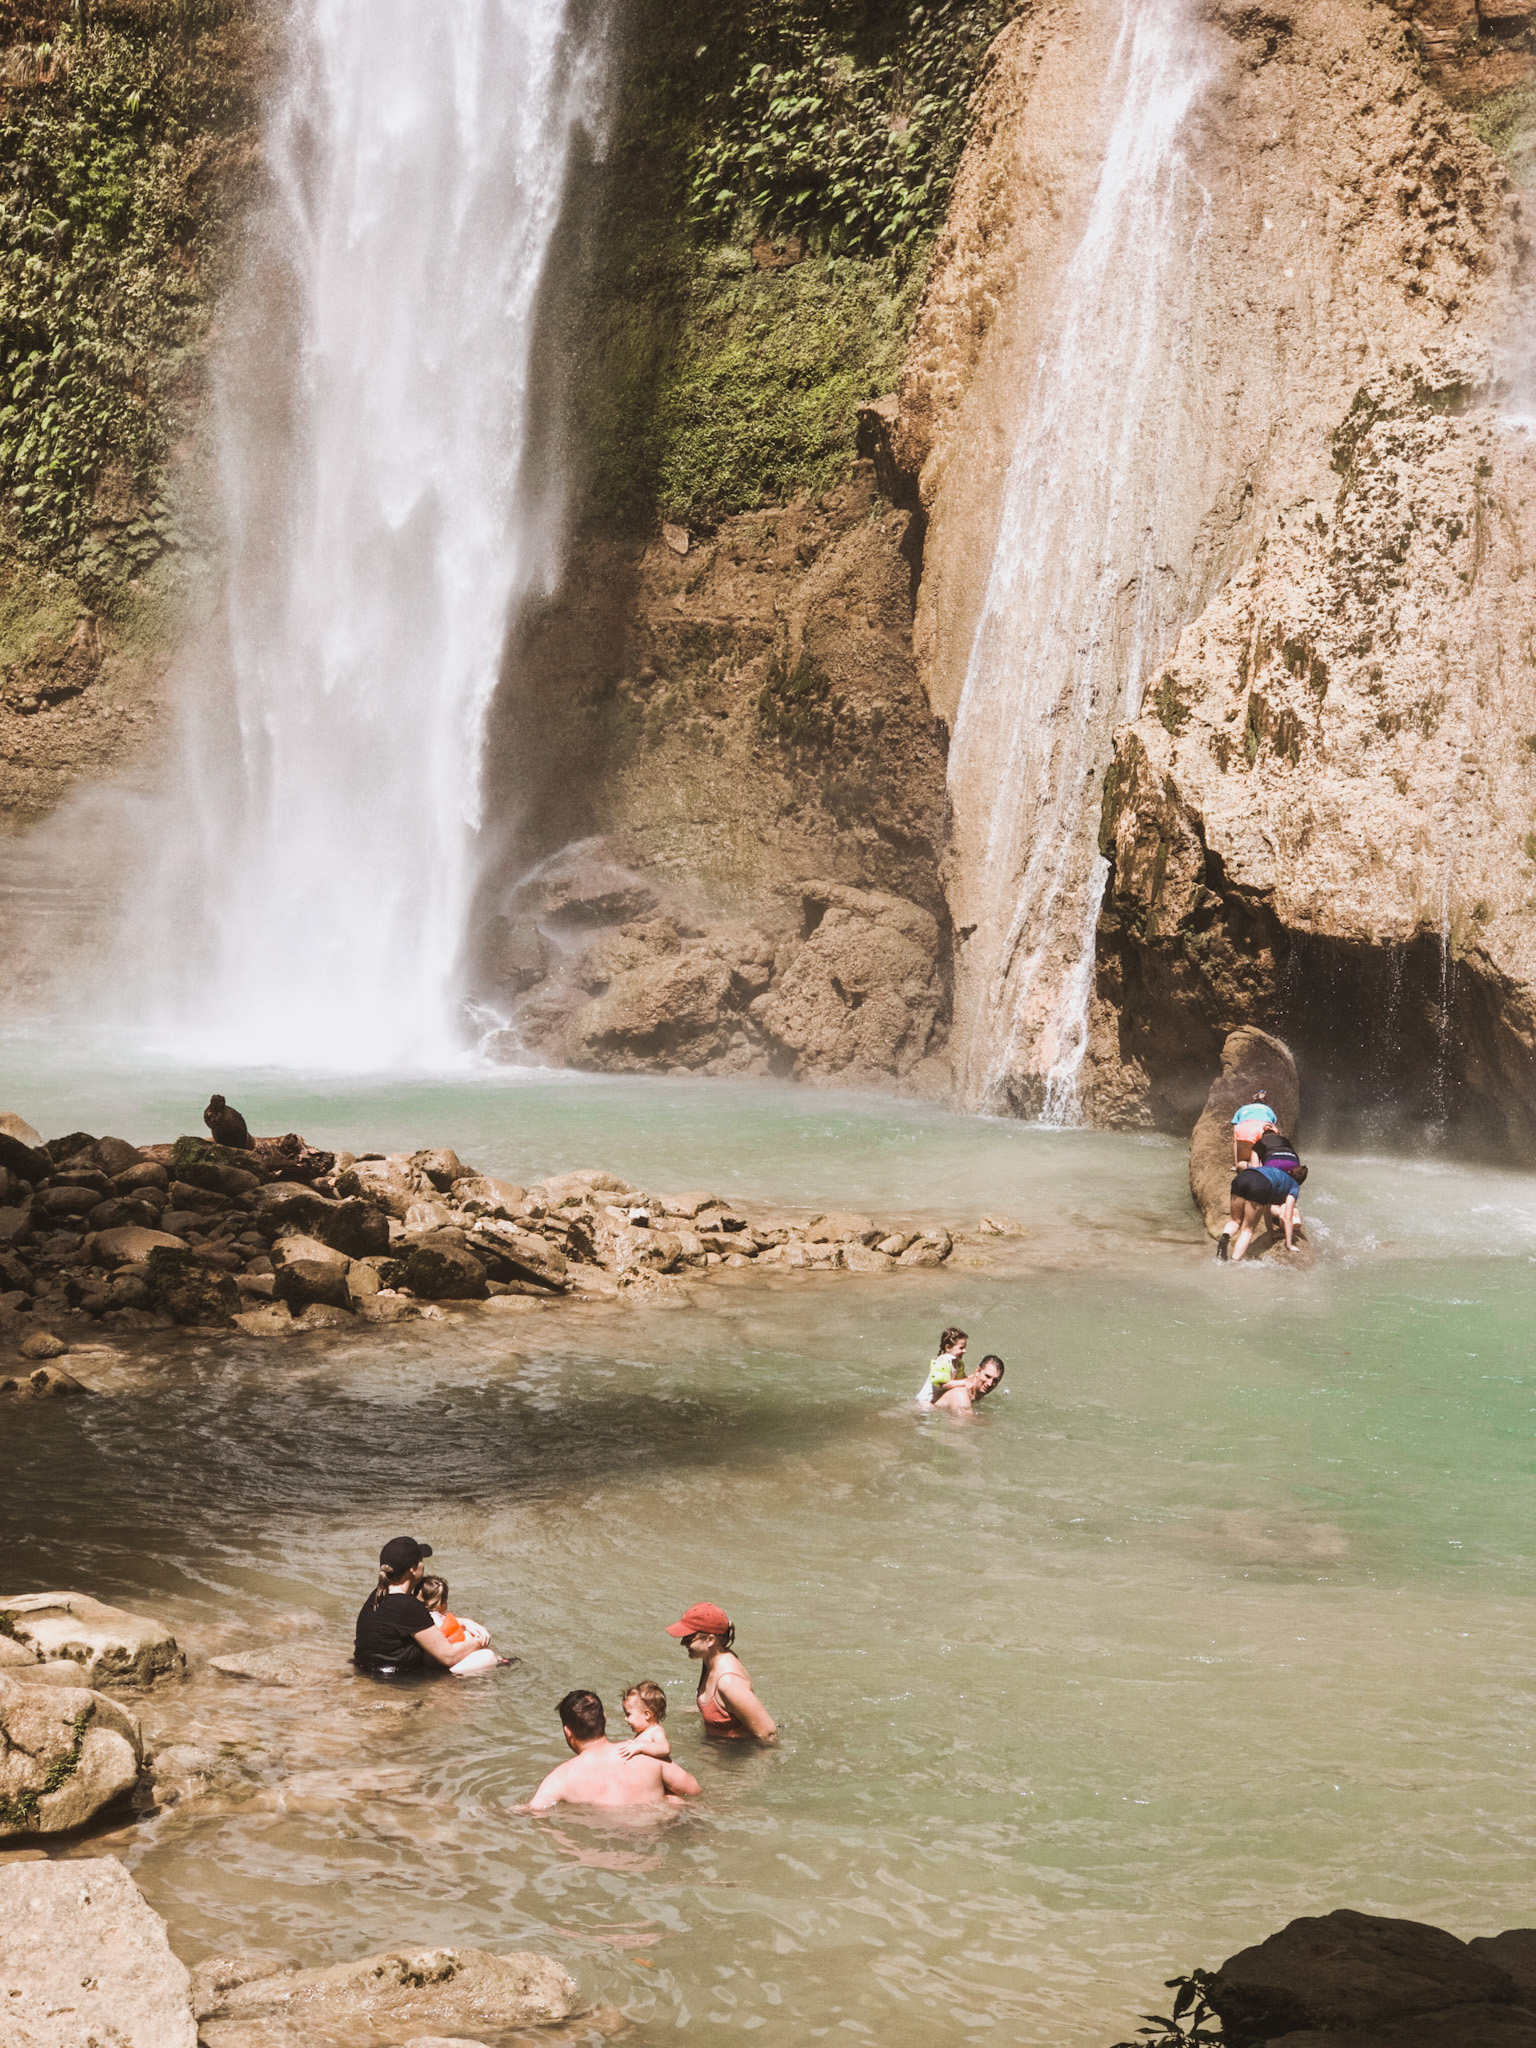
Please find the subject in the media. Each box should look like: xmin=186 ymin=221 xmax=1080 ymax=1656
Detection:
xmin=943 ymin=0 xmax=1212 ymax=1121
xmin=131 ymin=0 xmax=601 ymax=1068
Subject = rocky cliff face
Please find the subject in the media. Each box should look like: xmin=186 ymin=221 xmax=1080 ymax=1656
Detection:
xmin=894 ymin=0 xmax=1536 ymax=1144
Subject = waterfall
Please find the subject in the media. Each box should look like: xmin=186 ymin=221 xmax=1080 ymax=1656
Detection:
xmin=945 ymin=0 xmax=1210 ymax=1121
xmin=128 ymin=0 xmax=600 ymax=1069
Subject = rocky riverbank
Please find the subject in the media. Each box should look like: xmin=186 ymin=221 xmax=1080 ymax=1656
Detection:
xmin=0 ymin=1109 xmax=990 ymax=1368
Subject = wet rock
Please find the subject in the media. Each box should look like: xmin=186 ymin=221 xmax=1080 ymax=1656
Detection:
xmin=144 ymin=1247 xmax=239 ymax=1327
xmin=760 ymin=884 xmax=943 ymax=1083
xmin=195 ymin=1943 xmax=581 ymax=2048
xmin=210 ymin=1648 xmax=331 ymax=1688
xmin=0 ymin=1364 xmax=84 ymax=1398
xmin=565 ymin=922 xmax=742 ymax=1072
xmin=189 ymin=1952 xmax=295 ymax=2018
xmin=1189 ymin=1026 xmax=1301 ymax=1238
xmin=0 ymin=1857 xmax=195 ymax=2045
xmin=0 ymin=1127 xmax=49 ymax=1182
xmin=483 ymin=914 xmax=552 ymax=994
xmin=0 ymin=1672 xmax=143 ymax=1835
xmin=1208 ymin=1908 xmax=1520 ymax=2040
xmin=403 ymin=1197 xmax=453 ymax=1233
xmin=17 ymin=1329 xmax=67 ymax=1361
xmin=355 ymin=1294 xmax=420 ymax=1324
xmin=1472 ymin=1933 xmax=1536 ymax=2007
xmin=90 ymin=1223 xmax=189 ymax=1265
xmin=33 ymin=1183 xmax=98 ymax=1221
xmin=807 ymin=1212 xmax=877 ymax=1244
xmin=402 ymin=1240 xmax=487 ymax=1301
xmin=978 ymin=1214 xmax=1027 ymax=1236
xmin=1262 ymin=2008 xmax=1536 ymax=2047
xmin=232 ymin=1304 xmax=295 ymax=1337
xmin=295 ymin=1303 xmax=354 ymax=1330
xmin=0 ymin=1591 xmax=184 ymax=1688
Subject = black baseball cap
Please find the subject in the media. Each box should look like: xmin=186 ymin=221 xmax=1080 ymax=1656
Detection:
xmin=379 ymin=1536 xmax=433 ymax=1572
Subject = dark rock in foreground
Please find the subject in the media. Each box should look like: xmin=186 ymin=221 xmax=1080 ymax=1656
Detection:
xmin=1120 ymin=1908 xmax=1536 ymax=2046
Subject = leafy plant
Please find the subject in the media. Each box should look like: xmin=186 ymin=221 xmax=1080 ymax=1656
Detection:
xmin=1110 ymin=1969 xmax=1226 ymax=2047
xmin=0 ymin=7 xmax=255 ymax=592
xmin=688 ymin=0 xmax=1018 ymax=253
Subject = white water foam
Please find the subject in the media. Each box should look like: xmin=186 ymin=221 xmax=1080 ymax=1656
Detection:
xmin=946 ymin=0 xmax=1210 ymax=1121
xmin=125 ymin=0 xmax=601 ymax=1070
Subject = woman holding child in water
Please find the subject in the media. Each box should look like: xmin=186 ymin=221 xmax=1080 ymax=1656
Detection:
xmin=353 ymin=1536 xmax=510 ymax=1677
xmin=667 ymin=1601 xmax=777 ymax=1741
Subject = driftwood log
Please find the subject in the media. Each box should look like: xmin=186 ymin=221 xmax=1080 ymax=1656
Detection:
xmin=1189 ymin=1026 xmax=1300 ymax=1237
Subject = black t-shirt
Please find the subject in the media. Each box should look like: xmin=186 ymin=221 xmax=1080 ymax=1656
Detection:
xmin=354 ymin=1590 xmax=435 ymax=1672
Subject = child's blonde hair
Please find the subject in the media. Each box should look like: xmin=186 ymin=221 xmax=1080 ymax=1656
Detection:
xmin=419 ymin=1574 xmax=449 ymax=1611
xmin=622 ymin=1679 xmax=667 ymax=1723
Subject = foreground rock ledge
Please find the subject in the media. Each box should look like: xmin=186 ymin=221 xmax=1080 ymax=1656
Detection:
xmin=0 ymin=1124 xmax=976 ymax=1354
xmin=1115 ymin=1908 xmax=1536 ymax=2047
xmin=0 ymin=1858 xmax=197 ymax=2048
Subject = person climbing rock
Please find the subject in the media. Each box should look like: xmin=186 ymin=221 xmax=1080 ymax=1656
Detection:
xmin=203 ymin=1094 xmax=254 ymax=1150
xmin=1217 ymin=1131 xmax=1307 ymax=1262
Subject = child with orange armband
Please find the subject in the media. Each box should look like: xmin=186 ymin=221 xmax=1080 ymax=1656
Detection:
xmin=420 ymin=1575 xmax=506 ymax=1676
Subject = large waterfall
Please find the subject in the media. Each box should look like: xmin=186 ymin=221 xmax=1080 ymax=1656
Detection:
xmin=944 ymin=0 xmax=1210 ymax=1121
xmin=130 ymin=0 xmax=599 ymax=1069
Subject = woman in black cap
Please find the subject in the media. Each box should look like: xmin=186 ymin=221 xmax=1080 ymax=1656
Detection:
xmin=353 ymin=1536 xmax=488 ymax=1676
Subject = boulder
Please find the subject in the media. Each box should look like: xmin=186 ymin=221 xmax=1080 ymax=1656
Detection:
xmin=0 ymin=1124 xmax=49 ymax=1183
xmin=1189 ymin=1025 xmax=1301 ymax=1236
xmin=402 ymin=1241 xmax=488 ymax=1301
xmin=94 ymin=1135 xmax=143 ymax=1177
xmin=843 ymin=1243 xmax=897 ymax=1272
xmin=34 ymin=1183 xmax=98 ymax=1220
xmin=0 ymin=1204 xmax=33 ymax=1246
xmin=144 ymin=1247 xmax=239 ymax=1327
xmin=0 ymin=1857 xmax=195 ymax=2045
xmin=465 ymin=1220 xmax=568 ymax=1291
xmin=189 ymin=1954 xmax=294 ymax=2018
xmin=0 ymin=1592 xmax=184 ymax=1687
xmin=0 ymin=1672 xmax=142 ymax=1835
xmin=90 ymin=1224 xmax=190 ymax=1265
xmin=0 ymin=1111 xmax=41 ymax=1148
xmin=115 ymin=1159 xmax=170 ymax=1192
xmin=293 ymin=1198 xmax=389 ymax=1259
xmin=196 ymin=1944 xmax=581 ymax=2047
xmin=759 ymin=884 xmax=943 ymax=1081
xmin=1208 ymin=1909 xmax=1519 ymax=2040
xmin=232 ymin=1304 xmax=295 ymax=1337
xmin=451 ymin=1175 xmax=527 ymax=1220
xmin=412 ymin=1149 xmax=464 ymax=1190
xmin=1472 ymin=1933 xmax=1536 ymax=2007
xmin=271 ymin=1237 xmax=352 ymax=1312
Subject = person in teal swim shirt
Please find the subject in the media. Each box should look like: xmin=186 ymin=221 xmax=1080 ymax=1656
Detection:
xmin=915 ymin=1326 xmax=967 ymax=1406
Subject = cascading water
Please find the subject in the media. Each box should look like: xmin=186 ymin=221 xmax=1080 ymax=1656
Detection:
xmin=944 ymin=0 xmax=1210 ymax=1121
xmin=127 ymin=0 xmax=600 ymax=1069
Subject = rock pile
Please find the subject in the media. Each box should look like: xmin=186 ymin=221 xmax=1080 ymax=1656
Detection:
xmin=0 ymin=1115 xmax=966 ymax=1350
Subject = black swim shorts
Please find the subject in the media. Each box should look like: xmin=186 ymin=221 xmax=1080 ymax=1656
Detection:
xmin=1231 ymin=1168 xmax=1279 ymax=1204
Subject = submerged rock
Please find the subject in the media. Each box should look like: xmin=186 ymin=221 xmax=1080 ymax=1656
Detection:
xmin=0 ymin=1858 xmax=196 ymax=2044
xmin=195 ymin=1943 xmax=582 ymax=2047
xmin=0 ymin=1590 xmax=185 ymax=1687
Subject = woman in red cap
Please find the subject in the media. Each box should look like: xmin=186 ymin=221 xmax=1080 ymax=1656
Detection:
xmin=666 ymin=1602 xmax=776 ymax=1741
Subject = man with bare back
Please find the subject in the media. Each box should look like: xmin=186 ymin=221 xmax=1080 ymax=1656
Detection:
xmin=525 ymin=1690 xmax=701 ymax=1811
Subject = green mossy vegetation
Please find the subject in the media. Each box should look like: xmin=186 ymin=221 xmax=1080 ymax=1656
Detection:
xmin=561 ymin=0 xmax=1016 ymax=528
xmin=0 ymin=0 xmax=256 ymax=627
xmin=1468 ymin=82 xmax=1536 ymax=182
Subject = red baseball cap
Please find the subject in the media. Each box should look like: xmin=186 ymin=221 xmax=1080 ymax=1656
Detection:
xmin=666 ymin=1601 xmax=731 ymax=1638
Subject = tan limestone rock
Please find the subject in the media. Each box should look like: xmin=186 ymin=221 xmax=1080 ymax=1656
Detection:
xmin=0 ymin=1858 xmax=196 ymax=2045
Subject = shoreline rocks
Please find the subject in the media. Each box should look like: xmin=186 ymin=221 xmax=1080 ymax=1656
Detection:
xmin=0 ymin=1859 xmax=197 ymax=2047
xmin=0 ymin=1115 xmax=972 ymax=1357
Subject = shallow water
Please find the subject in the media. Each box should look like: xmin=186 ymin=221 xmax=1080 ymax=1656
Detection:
xmin=5 ymin=1049 xmax=1536 ymax=2045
